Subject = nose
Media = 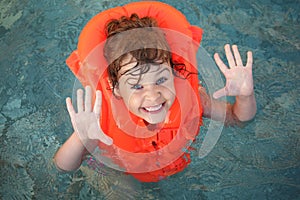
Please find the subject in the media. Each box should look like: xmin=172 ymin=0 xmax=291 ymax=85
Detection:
xmin=143 ymin=84 xmax=161 ymax=101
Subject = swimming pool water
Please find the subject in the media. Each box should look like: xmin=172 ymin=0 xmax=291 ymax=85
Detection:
xmin=0 ymin=0 xmax=299 ymax=199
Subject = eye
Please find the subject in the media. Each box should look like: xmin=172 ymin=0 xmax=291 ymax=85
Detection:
xmin=131 ymin=84 xmax=143 ymax=90
xmin=156 ymin=77 xmax=167 ymax=85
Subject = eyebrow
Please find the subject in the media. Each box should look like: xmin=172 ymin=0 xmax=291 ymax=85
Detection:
xmin=156 ymin=67 xmax=171 ymax=76
xmin=124 ymin=66 xmax=171 ymax=85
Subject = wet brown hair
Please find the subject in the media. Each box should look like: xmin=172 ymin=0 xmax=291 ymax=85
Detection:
xmin=103 ymin=13 xmax=193 ymax=92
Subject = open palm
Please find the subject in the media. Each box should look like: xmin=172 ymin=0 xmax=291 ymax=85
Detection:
xmin=213 ymin=44 xmax=254 ymax=99
xmin=66 ymin=86 xmax=113 ymax=145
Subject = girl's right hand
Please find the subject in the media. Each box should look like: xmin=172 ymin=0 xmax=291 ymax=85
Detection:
xmin=66 ymin=86 xmax=113 ymax=145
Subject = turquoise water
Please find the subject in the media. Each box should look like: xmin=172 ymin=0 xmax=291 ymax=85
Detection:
xmin=0 ymin=0 xmax=299 ymax=199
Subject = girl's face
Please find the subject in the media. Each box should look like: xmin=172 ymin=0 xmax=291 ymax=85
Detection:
xmin=115 ymin=55 xmax=176 ymax=124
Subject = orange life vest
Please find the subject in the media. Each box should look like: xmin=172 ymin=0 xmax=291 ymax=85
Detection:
xmin=66 ymin=1 xmax=203 ymax=182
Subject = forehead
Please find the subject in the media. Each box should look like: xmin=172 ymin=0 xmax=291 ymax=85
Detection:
xmin=118 ymin=54 xmax=171 ymax=77
xmin=118 ymin=55 xmax=138 ymax=76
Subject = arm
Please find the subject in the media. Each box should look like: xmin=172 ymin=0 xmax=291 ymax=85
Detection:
xmin=53 ymin=132 xmax=86 ymax=171
xmin=53 ymin=86 xmax=113 ymax=172
xmin=200 ymin=44 xmax=256 ymax=124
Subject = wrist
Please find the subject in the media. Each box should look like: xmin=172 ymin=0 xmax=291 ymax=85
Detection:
xmin=233 ymin=92 xmax=257 ymax=121
xmin=73 ymin=131 xmax=93 ymax=146
xmin=236 ymin=91 xmax=255 ymax=100
xmin=73 ymin=131 xmax=99 ymax=153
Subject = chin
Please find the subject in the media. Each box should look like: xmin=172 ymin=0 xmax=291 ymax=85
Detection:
xmin=143 ymin=113 xmax=167 ymax=125
xmin=145 ymin=118 xmax=165 ymax=125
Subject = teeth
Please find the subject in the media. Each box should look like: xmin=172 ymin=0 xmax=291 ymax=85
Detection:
xmin=144 ymin=104 xmax=162 ymax=112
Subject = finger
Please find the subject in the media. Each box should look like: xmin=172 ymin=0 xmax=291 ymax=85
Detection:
xmin=77 ymin=89 xmax=84 ymax=112
xmin=66 ymin=97 xmax=76 ymax=117
xmin=85 ymin=86 xmax=92 ymax=112
xmin=224 ymin=44 xmax=236 ymax=68
xmin=214 ymin=53 xmax=228 ymax=74
xmin=93 ymin=90 xmax=102 ymax=118
xmin=213 ymin=87 xmax=228 ymax=99
xmin=246 ymin=51 xmax=253 ymax=69
xmin=232 ymin=45 xmax=243 ymax=66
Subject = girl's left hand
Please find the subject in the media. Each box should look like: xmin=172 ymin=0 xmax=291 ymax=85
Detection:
xmin=213 ymin=44 xmax=254 ymax=99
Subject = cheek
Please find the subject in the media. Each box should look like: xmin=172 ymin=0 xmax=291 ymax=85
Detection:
xmin=164 ymin=81 xmax=176 ymax=97
xmin=126 ymin=93 xmax=141 ymax=111
xmin=118 ymin=85 xmax=133 ymax=103
xmin=164 ymin=84 xmax=176 ymax=105
xmin=167 ymin=90 xmax=176 ymax=103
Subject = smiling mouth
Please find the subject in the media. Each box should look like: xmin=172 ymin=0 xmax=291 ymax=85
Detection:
xmin=142 ymin=102 xmax=166 ymax=113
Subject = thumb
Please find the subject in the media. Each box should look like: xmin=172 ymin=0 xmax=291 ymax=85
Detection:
xmin=213 ymin=87 xmax=227 ymax=99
